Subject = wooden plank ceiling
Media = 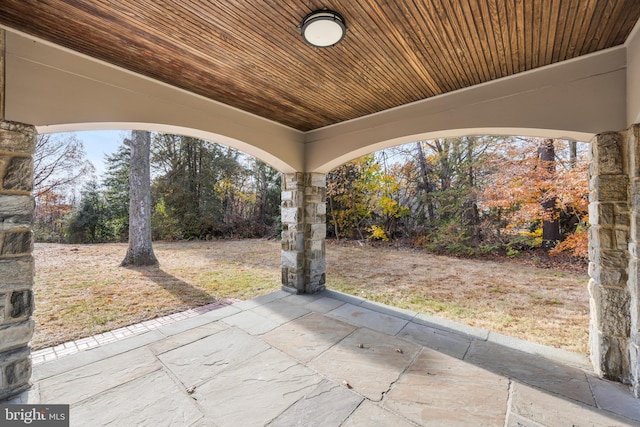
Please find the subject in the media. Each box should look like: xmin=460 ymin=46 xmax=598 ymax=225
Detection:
xmin=0 ymin=1 xmax=638 ymax=132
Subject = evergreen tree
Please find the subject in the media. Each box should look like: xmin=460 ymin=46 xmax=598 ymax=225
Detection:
xmin=249 ymin=158 xmax=281 ymax=236
xmin=102 ymin=144 xmax=130 ymax=241
xmin=152 ymin=135 xmax=246 ymax=238
xmin=65 ymin=180 xmax=107 ymax=243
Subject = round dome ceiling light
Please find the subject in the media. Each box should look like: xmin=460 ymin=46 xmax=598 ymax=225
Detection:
xmin=300 ymin=9 xmax=347 ymax=48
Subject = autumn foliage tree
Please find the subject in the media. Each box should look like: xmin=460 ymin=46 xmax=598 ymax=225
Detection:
xmin=33 ymin=190 xmax=73 ymax=242
xmin=327 ymin=136 xmax=589 ymax=259
xmin=479 ymin=138 xmax=588 ymax=256
xmin=326 ymin=155 xmax=409 ymax=241
xmin=369 ymin=136 xmax=495 ymax=253
xmin=327 ymin=156 xmax=378 ymax=240
xmin=34 ymin=130 xmax=588 ymax=262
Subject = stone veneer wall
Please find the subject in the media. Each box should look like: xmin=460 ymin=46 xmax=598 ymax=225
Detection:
xmin=281 ymin=173 xmax=326 ymax=294
xmin=0 ymin=120 xmax=36 ymax=400
xmin=589 ymin=124 xmax=640 ymax=397
xmin=627 ymin=126 xmax=640 ymax=398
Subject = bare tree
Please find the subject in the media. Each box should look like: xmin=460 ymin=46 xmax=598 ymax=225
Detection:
xmin=121 ymin=130 xmax=158 ymax=267
xmin=33 ymin=133 xmax=94 ymax=196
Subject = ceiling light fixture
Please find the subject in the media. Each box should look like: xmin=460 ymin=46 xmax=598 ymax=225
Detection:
xmin=300 ymin=9 xmax=346 ymax=48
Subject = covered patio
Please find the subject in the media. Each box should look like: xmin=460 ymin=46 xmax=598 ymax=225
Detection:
xmin=8 ymin=290 xmax=640 ymax=425
xmin=2 ymin=0 xmax=640 ymax=417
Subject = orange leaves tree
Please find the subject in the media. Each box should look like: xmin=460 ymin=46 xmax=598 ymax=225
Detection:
xmin=479 ymin=137 xmax=588 ymax=256
xmin=33 ymin=189 xmax=73 ymax=242
xmin=327 ymin=136 xmax=589 ymax=260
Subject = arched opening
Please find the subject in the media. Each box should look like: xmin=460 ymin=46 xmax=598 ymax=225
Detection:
xmin=30 ymin=128 xmax=284 ymax=357
xmin=308 ymin=127 xmax=593 ymax=174
xmin=320 ymin=133 xmax=590 ymax=354
xmin=301 ymin=123 xmax=639 ymax=398
xmin=36 ymin=122 xmax=297 ymax=173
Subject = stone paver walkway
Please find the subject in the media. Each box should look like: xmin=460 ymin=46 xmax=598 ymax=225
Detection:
xmin=31 ymin=299 xmax=240 ymax=364
xmin=8 ymin=290 xmax=640 ymax=426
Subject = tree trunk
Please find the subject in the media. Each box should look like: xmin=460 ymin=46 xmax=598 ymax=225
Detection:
xmin=463 ymin=137 xmax=480 ymax=246
xmin=328 ymin=194 xmax=339 ymax=239
xmin=415 ymin=142 xmax=435 ymax=222
xmin=569 ymin=140 xmax=577 ymax=168
xmin=121 ymin=130 xmax=158 ymax=267
xmin=539 ymin=138 xmax=560 ymax=250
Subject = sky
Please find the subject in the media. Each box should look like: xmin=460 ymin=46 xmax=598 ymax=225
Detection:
xmin=67 ymin=130 xmax=129 ymax=179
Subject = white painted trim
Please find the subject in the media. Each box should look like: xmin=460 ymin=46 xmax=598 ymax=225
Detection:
xmin=626 ymin=15 xmax=640 ymax=126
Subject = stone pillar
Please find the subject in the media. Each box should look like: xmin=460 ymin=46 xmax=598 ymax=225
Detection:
xmin=281 ymin=172 xmax=326 ymax=294
xmin=1 ymin=30 xmax=5 ymax=119
xmin=589 ymin=124 xmax=640 ymax=397
xmin=628 ymin=125 xmax=640 ymax=398
xmin=0 ymin=120 xmax=36 ymax=400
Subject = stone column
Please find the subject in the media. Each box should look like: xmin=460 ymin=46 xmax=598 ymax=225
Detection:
xmin=281 ymin=172 xmax=326 ymax=294
xmin=628 ymin=126 xmax=640 ymax=398
xmin=588 ymin=125 xmax=640 ymax=397
xmin=0 ymin=120 xmax=36 ymax=400
xmin=588 ymin=130 xmax=630 ymax=382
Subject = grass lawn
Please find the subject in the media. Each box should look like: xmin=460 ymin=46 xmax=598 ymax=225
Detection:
xmin=33 ymin=239 xmax=590 ymax=354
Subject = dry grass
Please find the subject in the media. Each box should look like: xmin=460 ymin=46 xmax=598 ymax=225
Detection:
xmin=325 ymin=241 xmax=589 ymax=353
xmin=33 ymin=239 xmax=589 ymax=354
xmin=33 ymin=240 xmax=281 ymax=349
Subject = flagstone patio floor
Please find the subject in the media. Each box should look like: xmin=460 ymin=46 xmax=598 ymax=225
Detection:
xmin=7 ymin=290 xmax=640 ymax=426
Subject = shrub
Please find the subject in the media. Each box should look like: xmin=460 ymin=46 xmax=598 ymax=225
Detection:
xmin=368 ymin=225 xmax=389 ymax=241
xmin=550 ymin=225 xmax=588 ymax=259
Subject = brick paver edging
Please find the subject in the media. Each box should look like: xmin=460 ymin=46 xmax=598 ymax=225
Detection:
xmin=30 ymin=299 xmax=241 ymax=365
